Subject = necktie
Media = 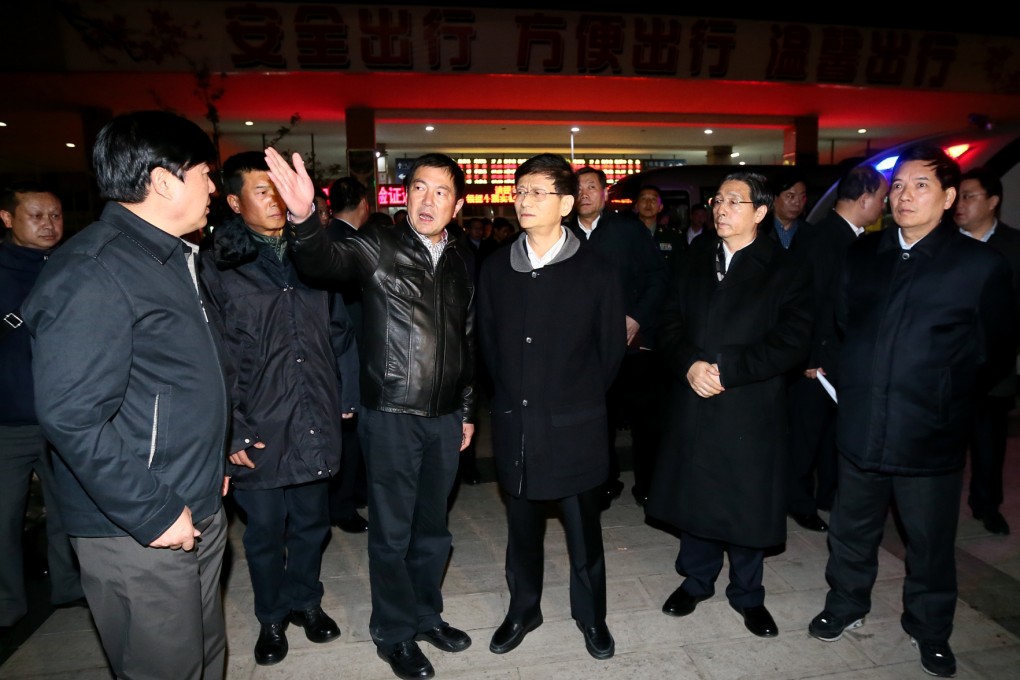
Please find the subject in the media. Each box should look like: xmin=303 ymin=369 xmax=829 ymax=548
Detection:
xmin=715 ymin=241 xmax=727 ymax=281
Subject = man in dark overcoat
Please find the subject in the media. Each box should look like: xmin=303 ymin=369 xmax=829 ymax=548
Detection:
xmin=808 ymin=146 xmax=1019 ymax=678
xmin=955 ymin=166 xmax=1020 ymax=536
xmin=646 ymin=171 xmax=812 ymax=640
xmin=478 ymin=154 xmax=626 ymax=661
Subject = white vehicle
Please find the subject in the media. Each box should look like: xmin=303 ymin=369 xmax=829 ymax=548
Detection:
xmin=808 ymin=124 xmax=1020 ymax=227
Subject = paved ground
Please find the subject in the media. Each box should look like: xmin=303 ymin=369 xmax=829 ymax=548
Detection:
xmin=2 ymin=415 xmax=1019 ymax=679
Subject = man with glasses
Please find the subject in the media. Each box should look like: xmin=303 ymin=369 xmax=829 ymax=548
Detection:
xmin=647 ymin=172 xmax=812 ymax=640
xmin=480 ymin=154 xmax=625 ymax=660
xmin=955 ymin=166 xmax=1020 ymax=535
xmin=570 ymin=167 xmax=667 ymax=509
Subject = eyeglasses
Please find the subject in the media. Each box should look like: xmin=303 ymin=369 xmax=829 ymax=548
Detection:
xmin=512 ymin=188 xmax=566 ymax=201
xmin=959 ymin=192 xmax=988 ymax=202
xmin=709 ymin=195 xmax=754 ymax=209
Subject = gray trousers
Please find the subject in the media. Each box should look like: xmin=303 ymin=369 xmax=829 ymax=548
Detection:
xmin=73 ymin=507 xmax=228 ymax=680
xmin=0 ymin=425 xmax=83 ymax=625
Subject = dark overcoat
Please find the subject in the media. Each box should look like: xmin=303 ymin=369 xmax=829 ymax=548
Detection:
xmin=835 ymin=220 xmax=1019 ymax=475
xmin=477 ymin=230 xmax=626 ymax=500
xmin=645 ymin=235 xmax=812 ymax=547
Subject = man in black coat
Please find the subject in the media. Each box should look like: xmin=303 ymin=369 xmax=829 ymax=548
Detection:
xmin=647 ymin=171 xmax=812 ymax=641
xmin=201 ymin=152 xmax=358 ymax=666
xmin=478 ymin=154 xmax=626 ymax=660
xmin=786 ymin=166 xmax=889 ymax=532
xmin=569 ymin=166 xmax=668 ymax=508
xmin=808 ymin=146 xmax=1019 ymax=678
xmin=954 ymin=166 xmax=1020 ymax=535
xmin=324 ymin=176 xmax=372 ymax=534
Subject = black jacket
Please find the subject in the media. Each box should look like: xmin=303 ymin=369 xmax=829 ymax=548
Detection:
xmin=569 ymin=210 xmax=668 ymax=350
xmin=0 ymin=242 xmax=55 ymax=425
xmin=836 ymin=220 xmax=1019 ymax=475
xmin=289 ymin=216 xmax=476 ymax=421
xmin=22 ymin=202 xmax=230 ymax=544
xmin=200 ymin=216 xmax=358 ymax=490
xmin=478 ymin=230 xmax=626 ymax=499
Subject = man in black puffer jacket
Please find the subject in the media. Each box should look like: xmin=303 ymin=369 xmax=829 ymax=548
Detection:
xmin=266 ymin=148 xmax=476 ymax=680
xmin=200 ymin=152 xmax=359 ymax=667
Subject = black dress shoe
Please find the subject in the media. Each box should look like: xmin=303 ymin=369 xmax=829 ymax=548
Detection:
xmin=52 ymin=596 xmax=88 ymax=609
xmin=599 ymin=478 xmax=625 ymax=510
xmin=335 ymin=511 xmax=369 ymax=533
xmin=974 ymin=509 xmax=1010 ymax=535
xmin=662 ymin=586 xmax=710 ymax=617
xmin=378 ymin=640 xmax=434 ymax=680
xmin=631 ymin=486 xmax=649 ymax=506
xmin=415 ymin=622 xmax=472 ymax=652
xmin=575 ymin=620 xmax=615 ymax=660
xmin=289 ymin=606 xmax=341 ymax=643
xmin=460 ymin=463 xmax=481 ymax=485
xmin=489 ymin=615 xmax=543 ymax=654
xmin=733 ymin=604 xmax=778 ymax=638
xmin=790 ymin=512 xmax=828 ymax=532
xmin=254 ymin=621 xmax=288 ymax=665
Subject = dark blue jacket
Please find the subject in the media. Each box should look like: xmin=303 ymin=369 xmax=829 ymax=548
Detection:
xmin=200 ymin=216 xmax=358 ymax=490
xmin=0 ymin=242 xmax=55 ymax=425
xmin=836 ymin=220 xmax=1020 ymax=474
xmin=22 ymin=202 xmax=230 ymax=544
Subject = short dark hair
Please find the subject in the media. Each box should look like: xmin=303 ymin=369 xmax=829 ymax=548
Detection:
xmin=722 ymin=171 xmax=774 ymax=212
xmin=893 ymin=144 xmax=961 ymax=192
xmin=404 ymin=153 xmax=466 ymax=200
xmin=960 ymin=166 xmax=1003 ymax=217
xmin=221 ymin=151 xmax=269 ymax=197
xmin=92 ymin=110 xmax=216 ymax=203
xmin=1 ymin=180 xmax=60 ymax=215
xmin=638 ymin=184 xmax=662 ymax=198
xmin=770 ymin=169 xmax=807 ymax=196
xmin=515 ymin=153 xmax=578 ymax=197
xmin=576 ymin=166 xmax=608 ymax=189
xmin=328 ymin=176 xmax=369 ymax=212
xmin=836 ymin=165 xmax=887 ymax=202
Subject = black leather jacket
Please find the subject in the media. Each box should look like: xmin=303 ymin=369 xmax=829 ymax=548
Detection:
xmin=288 ymin=215 xmax=476 ymax=422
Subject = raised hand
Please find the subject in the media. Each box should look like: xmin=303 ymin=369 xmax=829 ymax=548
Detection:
xmin=264 ymin=147 xmax=315 ymax=223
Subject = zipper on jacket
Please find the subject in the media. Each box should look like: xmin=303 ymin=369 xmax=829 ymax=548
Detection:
xmin=149 ymin=394 xmax=159 ymax=468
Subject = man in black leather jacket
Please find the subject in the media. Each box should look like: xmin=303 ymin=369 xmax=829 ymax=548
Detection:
xmin=266 ymin=148 xmax=476 ymax=680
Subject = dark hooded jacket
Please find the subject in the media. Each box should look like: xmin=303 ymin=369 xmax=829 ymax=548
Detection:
xmin=200 ymin=215 xmax=359 ymax=490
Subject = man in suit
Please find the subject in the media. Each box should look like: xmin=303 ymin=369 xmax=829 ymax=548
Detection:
xmin=955 ymin=166 xmax=1020 ymax=535
xmin=786 ymin=166 xmax=889 ymax=532
xmin=324 ymin=176 xmax=371 ymax=534
xmin=479 ymin=153 xmax=625 ymax=660
xmin=682 ymin=203 xmax=715 ymax=252
xmin=646 ymin=172 xmax=812 ymax=640
xmin=569 ymin=167 xmax=667 ymax=509
xmin=808 ymin=146 xmax=1019 ymax=678
xmin=766 ymin=171 xmax=813 ymax=252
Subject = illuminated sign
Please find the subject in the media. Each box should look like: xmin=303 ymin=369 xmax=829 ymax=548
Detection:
xmin=377 ymin=184 xmax=407 ymax=207
xmin=455 ymin=157 xmax=642 ymax=187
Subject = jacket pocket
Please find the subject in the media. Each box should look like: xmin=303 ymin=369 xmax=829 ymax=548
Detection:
xmin=148 ymin=385 xmax=172 ymax=470
xmin=393 ymin=264 xmax=425 ymax=298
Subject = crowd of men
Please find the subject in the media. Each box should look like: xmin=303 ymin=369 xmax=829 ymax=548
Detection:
xmin=2 ymin=109 xmax=1018 ymax=680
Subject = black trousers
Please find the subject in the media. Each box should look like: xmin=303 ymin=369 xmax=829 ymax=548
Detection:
xmin=824 ymin=456 xmax=962 ymax=643
xmin=607 ymin=350 xmax=662 ymax=491
xmin=233 ymin=480 xmax=330 ymax=624
xmin=328 ymin=415 xmax=368 ymax=520
xmin=503 ymin=485 xmax=606 ymax=626
xmin=966 ymin=394 xmax=1012 ymax=516
xmin=361 ymin=408 xmax=461 ymax=653
xmin=786 ymin=374 xmax=838 ymax=514
xmin=675 ymin=532 xmax=765 ymax=608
